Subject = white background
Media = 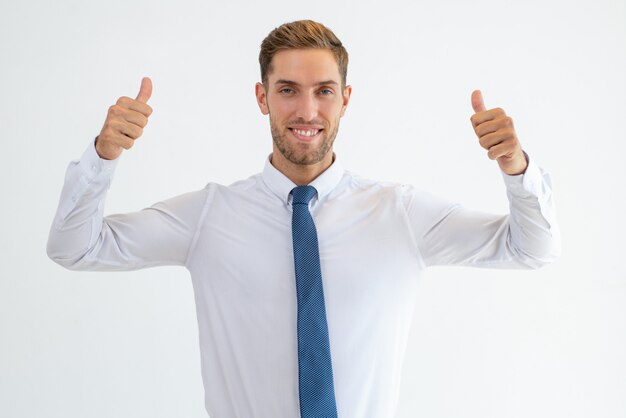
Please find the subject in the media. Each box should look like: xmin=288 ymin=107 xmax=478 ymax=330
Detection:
xmin=1 ymin=0 xmax=625 ymax=417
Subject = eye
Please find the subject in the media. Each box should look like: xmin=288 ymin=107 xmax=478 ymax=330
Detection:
xmin=319 ymin=88 xmax=334 ymax=95
xmin=279 ymin=87 xmax=294 ymax=94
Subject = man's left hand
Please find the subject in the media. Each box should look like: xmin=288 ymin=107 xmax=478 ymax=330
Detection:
xmin=470 ymin=90 xmax=528 ymax=175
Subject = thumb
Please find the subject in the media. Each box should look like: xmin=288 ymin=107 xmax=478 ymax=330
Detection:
xmin=135 ymin=77 xmax=152 ymax=103
xmin=471 ymin=89 xmax=486 ymax=113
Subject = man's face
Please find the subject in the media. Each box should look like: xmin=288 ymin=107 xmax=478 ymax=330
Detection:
xmin=255 ymin=49 xmax=352 ymax=167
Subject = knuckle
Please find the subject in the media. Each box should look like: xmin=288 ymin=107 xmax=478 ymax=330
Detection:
xmin=141 ymin=116 xmax=149 ymax=127
xmin=109 ymin=105 xmax=123 ymax=117
xmin=116 ymin=96 xmax=131 ymax=106
xmin=127 ymin=123 xmax=141 ymax=138
xmin=506 ymin=128 xmax=516 ymax=138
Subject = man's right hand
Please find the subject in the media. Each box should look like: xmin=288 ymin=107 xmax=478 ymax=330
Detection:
xmin=95 ymin=77 xmax=153 ymax=160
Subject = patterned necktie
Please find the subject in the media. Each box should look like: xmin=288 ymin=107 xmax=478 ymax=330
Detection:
xmin=291 ymin=186 xmax=338 ymax=418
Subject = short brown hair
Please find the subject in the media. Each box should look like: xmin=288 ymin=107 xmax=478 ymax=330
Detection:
xmin=259 ymin=20 xmax=349 ymax=87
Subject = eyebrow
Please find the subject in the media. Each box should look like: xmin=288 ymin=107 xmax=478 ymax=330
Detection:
xmin=274 ymin=79 xmax=339 ymax=87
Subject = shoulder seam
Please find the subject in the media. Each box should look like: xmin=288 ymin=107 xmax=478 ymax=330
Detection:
xmin=399 ymin=186 xmax=428 ymax=269
xmin=184 ymin=184 xmax=215 ymax=268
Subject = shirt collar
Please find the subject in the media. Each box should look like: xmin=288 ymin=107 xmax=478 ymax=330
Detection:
xmin=261 ymin=153 xmax=344 ymax=204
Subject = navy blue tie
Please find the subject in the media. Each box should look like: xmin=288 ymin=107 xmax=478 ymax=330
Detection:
xmin=291 ymin=186 xmax=338 ymax=418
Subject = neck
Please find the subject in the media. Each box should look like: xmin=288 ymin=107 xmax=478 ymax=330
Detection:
xmin=270 ymin=149 xmax=334 ymax=186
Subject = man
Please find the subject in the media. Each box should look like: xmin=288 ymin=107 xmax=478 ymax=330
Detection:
xmin=48 ymin=20 xmax=560 ymax=418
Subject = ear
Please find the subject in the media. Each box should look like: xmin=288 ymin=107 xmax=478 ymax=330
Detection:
xmin=340 ymin=85 xmax=352 ymax=117
xmin=255 ymin=82 xmax=269 ymax=115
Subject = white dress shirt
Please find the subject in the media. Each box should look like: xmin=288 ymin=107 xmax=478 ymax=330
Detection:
xmin=47 ymin=142 xmax=560 ymax=418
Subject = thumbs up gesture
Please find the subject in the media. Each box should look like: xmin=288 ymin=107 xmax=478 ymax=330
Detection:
xmin=470 ymin=90 xmax=528 ymax=175
xmin=95 ymin=77 xmax=153 ymax=160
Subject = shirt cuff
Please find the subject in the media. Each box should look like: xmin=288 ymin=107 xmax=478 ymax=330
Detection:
xmin=501 ymin=151 xmax=549 ymax=199
xmin=77 ymin=137 xmax=119 ymax=180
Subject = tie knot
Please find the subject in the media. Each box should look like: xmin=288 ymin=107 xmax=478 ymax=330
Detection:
xmin=291 ymin=186 xmax=317 ymax=205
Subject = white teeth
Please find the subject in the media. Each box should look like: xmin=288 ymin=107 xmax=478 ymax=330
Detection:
xmin=293 ymin=129 xmax=319 ymax=137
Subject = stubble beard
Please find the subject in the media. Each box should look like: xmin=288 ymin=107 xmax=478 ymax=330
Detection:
xmin=270 ymin=114 xmax=339 ymax=166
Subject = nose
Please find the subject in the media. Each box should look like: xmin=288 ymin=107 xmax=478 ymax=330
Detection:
xmin=295 ymin=91 xmax=318 ymax=122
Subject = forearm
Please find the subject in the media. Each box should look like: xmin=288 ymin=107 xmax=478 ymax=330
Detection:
xmin=501 ymin=154 xmax=561 ymax=268
xmin=47 ymin=140 xmax=119 ymax=269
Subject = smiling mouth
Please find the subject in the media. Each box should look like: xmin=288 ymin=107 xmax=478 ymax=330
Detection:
xmin=288 ymin=128 xmax=323 ymax=140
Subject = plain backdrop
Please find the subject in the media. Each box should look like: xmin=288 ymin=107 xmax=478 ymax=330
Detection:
xmin=1 ymin=0 xmax=625 ymax=417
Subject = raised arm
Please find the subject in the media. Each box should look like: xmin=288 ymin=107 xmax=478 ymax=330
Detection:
xmin=405 ymin=91 xmax=560 ymax=269
xmin=47 ymin=78 xmax=208 ymax=271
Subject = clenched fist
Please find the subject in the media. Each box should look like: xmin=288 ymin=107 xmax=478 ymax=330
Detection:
xmin=470 ymin=90 xmax=528 ymax=176
xmin=95 ymin=77 xmax=153 ymax=160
